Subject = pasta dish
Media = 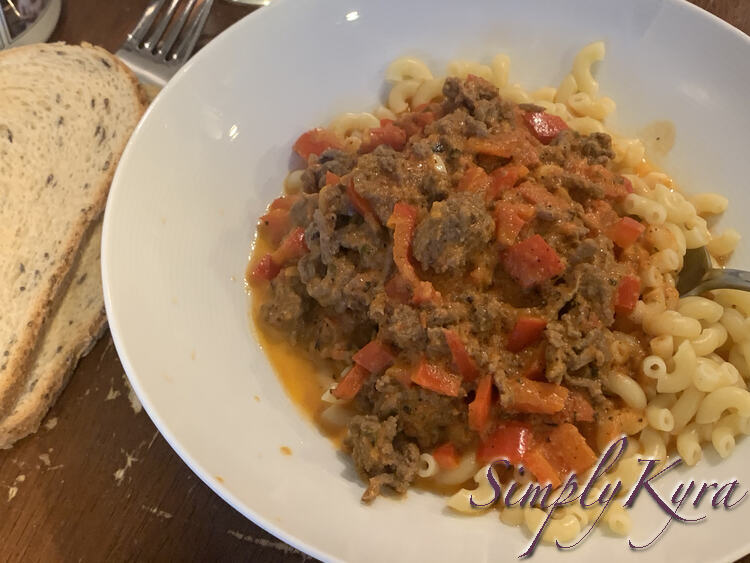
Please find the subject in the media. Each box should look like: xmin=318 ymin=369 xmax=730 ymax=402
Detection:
xmin=247 ymin=42 xmax=750 ymax=542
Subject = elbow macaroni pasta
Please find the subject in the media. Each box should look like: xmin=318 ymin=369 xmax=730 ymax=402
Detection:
xmin=373 ymin=42 xmax=747 ymax=543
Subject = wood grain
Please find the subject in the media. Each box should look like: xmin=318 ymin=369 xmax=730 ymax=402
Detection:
xmin=0 ymin=1 xmax=746 ymax=561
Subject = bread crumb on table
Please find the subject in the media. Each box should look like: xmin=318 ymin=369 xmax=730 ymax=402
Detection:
xmin=226 ymin=530 xmax=309 ymax=560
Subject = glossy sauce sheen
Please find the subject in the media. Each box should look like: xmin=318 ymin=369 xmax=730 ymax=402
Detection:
xmin=248 ymin=237 xmax=348 ymax=445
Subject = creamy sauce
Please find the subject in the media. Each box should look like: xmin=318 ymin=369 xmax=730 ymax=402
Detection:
xmin=248 ymin=236 xmax=348 ymax=446
xmin=248 ymin=234 xmax=469 ymax=495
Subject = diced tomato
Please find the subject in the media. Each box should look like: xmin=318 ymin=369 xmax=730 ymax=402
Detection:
xmin=271 ymin=227 xmax=308 ymax=265
xmin=547 ymin=423 xmax=598 ymax=474
xmin=387 ymin=203 xmax=441 ymax=304
xmin=293 ymin=128 xmax=343 ymax=160
xmin=411 ymin=359 xmax=462 ymax=397
xmin=521 ymin=345 xmax=546 ymax=380
xmin=522 ymin=446 xmax=562 ymax=488
xmin=360 ymin=122 xmax=407 ymax=153
xmin=506 ymin=379 xmax=568 ymax=414
xmin=493 ymin=202 xmax=534 ymax=247
xmin=457 ymin=165 xmax=491 ymax=192
xmin=346 ymin=181 xmax=380 ymax=228
xmin=502 ymin=235 xmax=565 ymax=289
xmin=464 ymin=137 xmax=514 ymax=158
xmin=522 ymin=111 xmax=569 ymax=144
xmin=325 ymin=171 xmax=341 ymax=186
xmin=476 ymin=422 xmax=533 ymax=465
xmin=555 ymin=390 xmax=595 ymax=424
xmin=486 ymin=165 xmax=529 ymax=201
xmin=249 ymin=253 xmax=281 ymax=282
xmin=468 ymin=375 xmax=493 ymax=432
xmin=432 ymin=443 xmax=460 ymax=469
xmin=352 ymin=340 xmax=395 ymax=374
xmin=614 ymin=274 xmax=641 ymax=314
xmin=623 ymin=177 xmax=634 ymax=193
xmin=443 ymin=329 xmax=479 ymax=381
xmin=259 ymin=209 xmax=291 ymax=245
xmin=507 ymin=316 xmax=547 ymax=353
xmin=384 ymin=273 xmax=411 ymax=304
xmin=606 ymin=217 xmax=646 ymax=249
xmin=332 ymin=364 xmax=370 ymax=401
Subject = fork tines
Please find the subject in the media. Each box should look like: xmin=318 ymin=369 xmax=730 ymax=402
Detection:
xmin=126 ymin=0 xmax=212 ymax=64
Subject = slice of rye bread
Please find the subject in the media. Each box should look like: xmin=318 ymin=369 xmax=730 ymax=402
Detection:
xmin=0 ymin=43 xmax=145 ymax=417
xmin=0 ymin=221 xmax=106 ymax=448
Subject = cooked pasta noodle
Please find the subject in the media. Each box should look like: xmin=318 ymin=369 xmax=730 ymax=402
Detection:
xmin=690 ymin=193 xmax=728 ymax=216
xmin=571 ymin=41 xmax=604 ymax=97
xmin=262 ymin=41 xmax=750 ymax=546
xmin=388 ymin=80 xmax=421 ymax=113
xmin=386 ymin=57 xmax=434 ymax=82
xmin=418 ymin=453 xmax=439 ymax=478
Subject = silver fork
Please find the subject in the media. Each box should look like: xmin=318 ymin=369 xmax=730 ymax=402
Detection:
xmin=116 ymin=0 xmax=214 ymax=86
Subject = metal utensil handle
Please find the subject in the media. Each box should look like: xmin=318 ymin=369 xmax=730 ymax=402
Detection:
xmin=686 ymin=268 xmax=750 ymax=296
xmin=0 ymin=4 xmax=12 ymax=49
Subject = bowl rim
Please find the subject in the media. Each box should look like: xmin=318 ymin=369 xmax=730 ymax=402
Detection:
xmin=101 ymin=0 xmax=750 ymax=561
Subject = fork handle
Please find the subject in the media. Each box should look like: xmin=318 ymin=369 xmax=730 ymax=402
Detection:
xmin=684 ymin=268 xmax=750 ymax=296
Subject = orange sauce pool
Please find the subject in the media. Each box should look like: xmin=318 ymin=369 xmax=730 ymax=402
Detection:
xmin=247 ymin=235 xmax=348 ymax=446
xmin=246 ymin=235 xmax=467 ymax=496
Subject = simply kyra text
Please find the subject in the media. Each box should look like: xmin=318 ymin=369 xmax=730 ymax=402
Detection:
xmin=471 ymin=436 xmax=746 ymax=557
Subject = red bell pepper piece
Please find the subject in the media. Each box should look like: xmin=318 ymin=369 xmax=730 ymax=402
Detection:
xmin=249 ymin=254 xmax=281 ymax=282
xmin=502 ymin=235 xmax=565 ymax=289
xmin=457 ymin=165 xmax=491 ymax=192
xmin=614 ymin=274 xmax=641 ymax=314
xmin=411 ymin=359 xmax=462 ymax=397
xmin=522 ymin=111 xmax=569 ymax=144
xmin=432 ymin=442 xmax=460 ymax=469
xmin=606 ymin=217 xmax=646 ymax=249
xmin=506 ymin=316 xmax=547 ymax=353
xmin=486 ymin=165 xmax=529 ymax=201
xmin=360 ymin=122 xmax=407 ymax=153
xmin=476 ymin=422 xmax=533 ymax=465
xmin=443 ymin=329 xmax=479 ymax=381
xmin=506 ymin=379 xmax=568 ymax=414
xmin=346 ymin=181 xmax=380 ymax=229
xmin=332 ymin=364 xmax=370 ymax=401
xmin=271 ymin=227 xmax=308 ymax=265
xmin=293 ymin=128 xmax=343 ymax=159
xmin=387 ymin=203 xmax=440 ymax=304
xmin=468 ymin=375 xmax=493 ymax=432
xmin=352 ymin=340 xmax=395 ymax=374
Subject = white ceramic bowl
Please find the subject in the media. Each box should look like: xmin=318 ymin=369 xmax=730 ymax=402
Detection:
xmin=102 ymin=1 xmax=750 ymax=561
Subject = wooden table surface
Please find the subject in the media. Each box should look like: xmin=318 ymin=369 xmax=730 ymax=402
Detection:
xmin=1 ymin=1 xmax=748 ymax=561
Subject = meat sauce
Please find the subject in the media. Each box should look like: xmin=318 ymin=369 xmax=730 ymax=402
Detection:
xmin=248 ymin=76 xmax=654 ymax=501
